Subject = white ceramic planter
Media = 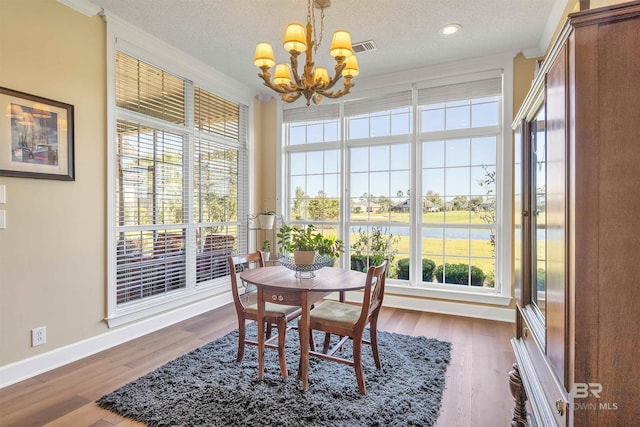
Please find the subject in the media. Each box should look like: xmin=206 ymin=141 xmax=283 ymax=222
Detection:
xmin=258 ymin=214 xmax=275 ymax=229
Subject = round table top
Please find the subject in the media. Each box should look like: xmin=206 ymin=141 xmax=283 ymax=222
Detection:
xmin=239 ymin=265 xmax=367 ymax=293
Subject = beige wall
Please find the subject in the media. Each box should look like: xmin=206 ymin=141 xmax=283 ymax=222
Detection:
xmin=512 ymin=54 xmax=541 ymax=118
xmin=0 ymin=0 xmax=107 ymax=365
xmin=258 ymin=99 xmax=278 ymax=212
xmin=253 ymin=98 xmax=278 ymax=213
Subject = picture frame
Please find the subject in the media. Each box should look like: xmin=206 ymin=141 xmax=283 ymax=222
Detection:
xmin=0 ymin=87 xmax=74 ymax=180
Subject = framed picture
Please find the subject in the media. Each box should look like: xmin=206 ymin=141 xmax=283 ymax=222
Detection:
xmin=0 ymin=87 xmax=74 ymax=180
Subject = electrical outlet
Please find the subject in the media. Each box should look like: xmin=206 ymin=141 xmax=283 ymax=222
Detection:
xmin=32 ymin=327 xmax=46 ymax=347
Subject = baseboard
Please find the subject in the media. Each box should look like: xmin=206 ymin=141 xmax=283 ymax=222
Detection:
xmin=0 ymin=293 xmax=232 ymax=389
xmin=382 ymin=294 xmax=515 ymax=322
xmin=330 ymin=291 xmax=515 ymax=323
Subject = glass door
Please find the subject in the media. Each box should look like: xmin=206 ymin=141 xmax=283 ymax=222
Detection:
xmin=530 ymin=106 xmax=546 ymax=318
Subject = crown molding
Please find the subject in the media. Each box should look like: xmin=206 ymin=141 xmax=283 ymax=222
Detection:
xmin=56 ymin=0 xmax=102 ymax=17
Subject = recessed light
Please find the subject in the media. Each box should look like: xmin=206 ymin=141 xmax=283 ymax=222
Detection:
xmin=440 ymin=23 xmax=462 ymax=36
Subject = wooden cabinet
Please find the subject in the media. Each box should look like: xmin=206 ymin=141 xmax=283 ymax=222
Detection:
xmin=510 ymin=2 xmax=640 ymax=426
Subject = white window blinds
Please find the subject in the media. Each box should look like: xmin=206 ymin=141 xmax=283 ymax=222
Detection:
xmin=418 ymin=78 xmax=501 ymax=105
xmin=116 ymin=51 xmax=185 ymax=125
xmin=343 ymin=91 xmax=412 ymax=117
xmin=113 ymin=52 xmax=248 ymax=306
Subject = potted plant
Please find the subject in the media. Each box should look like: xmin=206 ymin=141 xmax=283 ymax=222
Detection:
xmin=277 ymin=224 xmax=344 ymax=266
xmin=260 ymin=239 xmax=271 ymax=262
xmin=258 ymin=209 xmax=276 ymax=230
xmin=316 ymin=234 xmax=345 ymax=267
xmin=277 ymin=224 xmax=316 ymax=265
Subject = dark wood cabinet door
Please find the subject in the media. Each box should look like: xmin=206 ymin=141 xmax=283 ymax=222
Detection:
xmin=545 ymin=44 xmax=568 ymax=388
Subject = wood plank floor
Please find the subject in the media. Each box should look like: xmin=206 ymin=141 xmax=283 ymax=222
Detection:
xmin=0 ymin=304 xmax=515 ymax=427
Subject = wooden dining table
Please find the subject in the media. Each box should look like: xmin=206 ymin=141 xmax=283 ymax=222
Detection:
xmin=239 ymin=265 xmax=367 ymax=390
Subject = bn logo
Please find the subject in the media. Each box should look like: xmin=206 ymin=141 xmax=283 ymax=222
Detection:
xmin=572 ymin=383 xmax=602 ymax=398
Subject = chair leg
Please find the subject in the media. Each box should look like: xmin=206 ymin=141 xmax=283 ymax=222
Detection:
xmin=297 ymin=323 xmax=303 ymax=380
xmin=322 ymin=332 xmax=331 ymax=354
xmin=370 ymin=317 xmax=382 ymax=369
xmin=309 ymin=329 xmax=316 ymax=352
xmin=277 ymin=318 xmax=288 ymax=378
xmin=266 ymin=323 xmax=273 ymax=339
xmin=237 ymin=319 xmax=246 ymax=362
xmin=353 ymin=336 xmax=366 ymax=394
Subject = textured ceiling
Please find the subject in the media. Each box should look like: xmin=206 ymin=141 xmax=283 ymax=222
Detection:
xmin=87 ymin=0 xmax=565 ymax=98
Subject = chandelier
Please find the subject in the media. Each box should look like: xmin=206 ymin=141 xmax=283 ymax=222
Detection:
xmin=253 ymin=0 xmax=359 ymax=106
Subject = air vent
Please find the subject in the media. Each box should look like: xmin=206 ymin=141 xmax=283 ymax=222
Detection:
xmin=352 ymin=40 xmax=377 ymax=54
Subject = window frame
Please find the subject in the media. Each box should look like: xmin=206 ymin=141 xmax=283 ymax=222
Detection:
xmin=105 ymin=17 xmax=253 ymax=327
xmin=280 ymin=63 xmax=513 ymax=308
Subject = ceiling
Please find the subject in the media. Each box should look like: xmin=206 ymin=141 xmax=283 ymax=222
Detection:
xmin=86 ymin=0 xmax=566 ymax=98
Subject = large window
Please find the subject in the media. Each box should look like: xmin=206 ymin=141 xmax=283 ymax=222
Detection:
xmin=112 ymin=52 xmax=248 ymax=310
xmin=283 ymin=77 xmax=503 ymax=292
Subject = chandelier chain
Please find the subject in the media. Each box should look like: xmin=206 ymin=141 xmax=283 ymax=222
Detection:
xmin=317 ymin=8 xmax=324 ymax=54
xmin=307 ymin=0 xmax=324 ymax=54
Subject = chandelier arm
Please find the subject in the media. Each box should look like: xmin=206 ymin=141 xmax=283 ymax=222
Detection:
xmin=317 ymin=56 xmax=347 ymax=91
xmin=316 ymin=78 xmax=354 ymax=98
xmin=281 ymin=92 xmax=303 ymax=103
xmin=258 ymin=69 xmax=299 ymax=95
xmin=289 ymin=52 xmax=304 ymax=88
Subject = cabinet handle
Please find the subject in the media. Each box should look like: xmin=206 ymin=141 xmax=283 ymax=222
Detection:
xmin=555 ymin=399 xmax=565 ymax=416
xmin=523 ymin=327 xmax=529 ymax=338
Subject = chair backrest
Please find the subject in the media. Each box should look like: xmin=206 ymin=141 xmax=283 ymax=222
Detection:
xmin=357 ymin=259 xmax=388 ymax=327
xmin=227 ymin=252 xmax=264 ymax=312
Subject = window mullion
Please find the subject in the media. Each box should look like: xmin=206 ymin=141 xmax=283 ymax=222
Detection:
xmin=184 ymin=81 xmax=195 ymax=288
xmin=410 ymin=83 xmax=421 ymax=285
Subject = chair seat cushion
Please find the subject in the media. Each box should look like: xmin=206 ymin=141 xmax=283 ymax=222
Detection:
xmin=245 ymin=302 xmax=300 ymax=317
xmin=309 ymin=300 xmax=361 ymax=328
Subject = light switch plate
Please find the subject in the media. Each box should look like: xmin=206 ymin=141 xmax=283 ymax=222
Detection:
xmin=0 ymin=210 xmax=5 ymax=229
xmin=0 ymin=185 xmax=5 ymax=204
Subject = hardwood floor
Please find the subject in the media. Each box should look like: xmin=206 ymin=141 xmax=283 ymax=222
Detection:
xmin=0 ymin=304 xmax=515 ymax=427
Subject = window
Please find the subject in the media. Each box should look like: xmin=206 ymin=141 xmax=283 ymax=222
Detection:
xmin=112 ymin=52 xmax=248 ymax=311
xmin=283 ymin=104 xmax=342 ymax=240
xmin=283 ymin=77 xmax=502 ymax=292
xmin=418 ymin=79 xmax=501 ymax=288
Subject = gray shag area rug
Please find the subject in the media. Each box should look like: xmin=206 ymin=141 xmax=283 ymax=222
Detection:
xmin=97 ymin=323 xmax=451 ymax=427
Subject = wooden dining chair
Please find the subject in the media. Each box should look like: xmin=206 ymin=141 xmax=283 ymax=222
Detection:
xmin=227 ymin=252 xmax=302 ymax=378
xmin=308 ymin=259 xmax=388 ymax=394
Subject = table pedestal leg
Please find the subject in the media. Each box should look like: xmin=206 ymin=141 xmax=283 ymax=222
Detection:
xmin=298 ymin=293 xmax=310 ymax=391
xmin=257 ymin=286 xmax=265 ymax=379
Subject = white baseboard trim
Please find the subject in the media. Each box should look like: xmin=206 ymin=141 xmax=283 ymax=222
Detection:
xmin=383 ymin=294 xmax=515 ymax=323
xmin=330 ymin=291 xmax=515 ymax=323
xmin=0 ymin=293 xmax=232 ymax=389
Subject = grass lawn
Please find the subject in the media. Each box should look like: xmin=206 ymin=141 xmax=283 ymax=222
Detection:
xmin=351 ymin=210 xmax=491 ymax=224
xmin=322 ymin=209 xmax=498 ymax=284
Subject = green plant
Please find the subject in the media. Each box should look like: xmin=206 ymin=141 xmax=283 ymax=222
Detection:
xmin=316 ymin=234 xmax=345 ymax=259
xmin=277 ymin=224 xmax=344 ymax=258
xmin=261 ymin=239 xmax=271 ymax=252
xmin=259 ymin=209 xmax=276 ymax=215
xmin=350 ymin=226 xmax=399 ymax=274
xmin=434 ymin=263 xmax=485 ymax=286
xmin=396 ymin=258 xmax=436 ymax=281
